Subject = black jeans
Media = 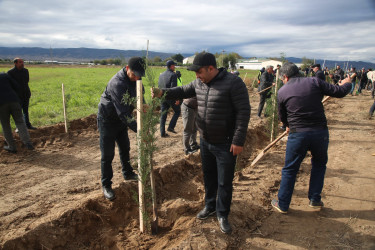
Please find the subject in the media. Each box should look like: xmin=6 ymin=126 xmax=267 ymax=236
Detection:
xmin=257 ymin=92 xmax=271 ymax=117
xmin=22 ymin=98 xmax=31 ymax=127
xmin=98 ymin=117 xmax=134 ymax=188
xmin=160 ymin=100 xmax=181 ymax=136
xmin=200 ymin=138 xmax=236 ymax=218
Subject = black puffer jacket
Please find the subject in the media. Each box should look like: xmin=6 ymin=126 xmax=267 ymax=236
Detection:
xmin=164 ymin=68 xmax=250 ymax=146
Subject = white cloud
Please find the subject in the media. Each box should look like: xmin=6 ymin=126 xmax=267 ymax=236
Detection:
xmin=0 ymin=0 xmax=374 ymax=62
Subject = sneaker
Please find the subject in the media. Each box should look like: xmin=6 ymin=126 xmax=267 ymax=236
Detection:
xmin=15 ymin=128 xmax=19 ymax=133
xmin=3 ymin=145 xmax=17 ymax=154
xmin=102 ymin=186 xmax=116 ymax=201
xmin=185 ymin=148 xmax=198 ymax=155
xmin=196 ymin=207 xmax=216 ymax=220
xmin=167 ymin=128 xmax=177 ymax=134
xmin=217 ymin=216 xmax=232 ymax=234
xmin=309 ymin=200 xmax=324 ymax=209
xmin=27 ymin=125 xmax=37 ymax=130
xmin=161 ymin=133 xmax=170 ymax=138
xmin=124 ymin=172 xmax=138 ymax=181
xmin=271 ymin=199 xmax=287 ymax=214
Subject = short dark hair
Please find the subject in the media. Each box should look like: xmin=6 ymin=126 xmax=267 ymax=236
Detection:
xmin=279 ymin=62 xmax=299 ymax=78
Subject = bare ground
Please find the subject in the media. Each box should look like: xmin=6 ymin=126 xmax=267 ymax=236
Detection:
xmin=0 ymin=87 xmax=374 ymax=249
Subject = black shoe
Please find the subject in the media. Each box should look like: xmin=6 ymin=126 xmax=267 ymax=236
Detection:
xmin=217 ymin=216 xmax=232 ymax=234
xmin=25 ymin=143 xmax=34 ymax=150
xmin=191 ymin=144 xmax=200 ymax=151
xmin=167 ymin=128 xmax=177 ymax=134
xmin=27 ymin=125 xmax=37 ymax=130
xmin=309 ymin=200 xmax=324 ymax=209
xmin=124 ymin=172 xmax=138 ymax=181
xmin=196 ymin=207 xmax=216 ymax=220
xmin=3 ymin=146 xmax=17 ymax=154
xmin=102 ymin=186 xmax=116 ymax=201
xmin=185 ymin=148 xmax=198 ymax=155
xmin=161 ymin=133 xmax=170 ymax=138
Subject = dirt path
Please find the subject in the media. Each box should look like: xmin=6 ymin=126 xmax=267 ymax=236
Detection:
xmin=0 ymin=88 xmax=374 ymax=249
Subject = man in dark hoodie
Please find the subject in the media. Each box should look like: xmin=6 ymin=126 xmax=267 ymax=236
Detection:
xmin=97 ymin=57 xmax=145 ymax=201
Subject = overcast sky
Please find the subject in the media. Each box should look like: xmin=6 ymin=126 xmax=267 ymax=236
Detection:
xmin=1 ymin=0 xmax=375 ymax=62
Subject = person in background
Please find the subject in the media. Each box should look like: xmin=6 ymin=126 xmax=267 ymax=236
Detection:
xmin=312 ymin=64 xmax=325 ymax=81
xmin=152 ymin=52 xmax=250 ymax=234
xmin=348 ymin=67 xmax=358 ymax=95
xmin=176 ymin=70 xmax=183 ymax=86
xmin=257 ymin=67 xmax=265 ymax=84
xmin=271 ymin=62 xmax=352 ymax=214
xmin=97 ymin=57 xmax=145 ymax=201
xmin=358 ymin=68 xmax=368 ymax=94
xmin=182 ymin=96 xmax=199 ymax=155
xmin=334 ymin=65 xmax=345 ymax=82
xmin=257 ymin=65 xmax=275 ymax=118
xmin=158 ymin=60 xmax=181 ymax=137
xmin=0 ymin=73 xmax=34 ymax=153
xmin=7 ymin=58 xmax=36 ymax=130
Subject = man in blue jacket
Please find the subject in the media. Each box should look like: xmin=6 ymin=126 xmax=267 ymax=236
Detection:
xmin=152 ymin=52 xmax=250 ymax=234
xmin=158 ymin=60 xmax=181 ymax=137
xmin=271 ymin=62 xmax=352 ymax=213
xmin=0 ymin=73 xmax=34 ymax=153
xmin=97 ymin=57 xmax=145 ymax=201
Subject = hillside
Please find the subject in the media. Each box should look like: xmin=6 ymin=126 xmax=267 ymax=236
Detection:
xmin=0 ymin=47 xmax=176 ymax=62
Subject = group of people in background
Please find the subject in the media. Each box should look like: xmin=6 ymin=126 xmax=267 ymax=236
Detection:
xmin=257 ymin=63 xmax=375 ymax=119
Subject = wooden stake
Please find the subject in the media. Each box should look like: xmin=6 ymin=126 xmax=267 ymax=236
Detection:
xmin=136 ymin=80 xmax=145 ymax=233
xmin=242 ymin=72 xmax=247 ymax=82
xmin=61 ymin=83 xmax=68 ymax=133
xmin=257 ymin=85 xmax=273 ymax=95
xmin=270 ymin=69 xmax=280 ymax=142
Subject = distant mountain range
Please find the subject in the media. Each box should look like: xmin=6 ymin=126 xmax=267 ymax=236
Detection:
xmin=285 ymin=57 xmax=375 ymax=71
xmin=0 ymin=47 xmax=178 ymax=62
xmin=0 ymin=47 xmax=374 ymax=69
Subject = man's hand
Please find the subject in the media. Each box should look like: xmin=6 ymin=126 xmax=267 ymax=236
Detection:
xmin=339 ymin=76 xmax=351 ymax=86
xmin=151 ymin=87 xmax=163 ymax=99
xmin=230 ymin=144 xmax=243 ymax=156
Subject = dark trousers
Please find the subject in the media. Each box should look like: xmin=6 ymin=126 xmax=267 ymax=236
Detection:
xmin=277 ymin=129 xmax=329 ymax=211
xmin=370 ymin=101 xmax=375 ymax=117
xmin=21 ymin=98 xmax=31 ymax=127
xmin=98 ymin=117 xmax=134 ymax=188
xmin=160 ymin=100 xmax=181 ymax=136
xmin=0 ymin=102 xmax=31 ymax=149
xmin=257 ymin=93 xmax=270 ymax=117
xmin=200 ymin=138 xmax=236 ymax=218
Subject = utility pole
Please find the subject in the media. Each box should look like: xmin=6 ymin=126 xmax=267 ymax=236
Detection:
xmin=221 ymin=49 xmax=226 ymax=67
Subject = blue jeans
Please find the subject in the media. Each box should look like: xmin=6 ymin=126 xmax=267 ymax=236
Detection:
xmin=98 ymin=116 xmax=134 ymax=188
xmin=350 ymin=81 xmax=356 ymax=94
xmin=182 ymin=103 xmax=197 ymax=151
xmin=200 ymin=138 xmax=236 ymax=218
xmin=277 ymin=129 xmax=329 ymax=211
xmin=160 ymin=100 xmax=181 ymax=136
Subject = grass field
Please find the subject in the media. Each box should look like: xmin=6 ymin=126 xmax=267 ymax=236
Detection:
xmin=0 ymin=65 xmax=257 ymax=130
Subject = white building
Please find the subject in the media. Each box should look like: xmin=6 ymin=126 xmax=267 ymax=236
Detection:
xmin=183 ymin=55 xmax=195 ymax=64
xmin=235 ymin=59 xmax=265 ymax=70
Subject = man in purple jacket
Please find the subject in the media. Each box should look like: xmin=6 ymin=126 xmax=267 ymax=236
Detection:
xmin=271 ymin=62 xmax=352 ymax=214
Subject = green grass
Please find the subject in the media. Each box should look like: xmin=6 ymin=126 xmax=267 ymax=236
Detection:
xmin=0 ymin=65 xmax=258 ymax=130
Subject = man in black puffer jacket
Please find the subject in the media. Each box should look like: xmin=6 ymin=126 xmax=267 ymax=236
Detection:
xmin=152 ymin=52 xmax=250 ymax=234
